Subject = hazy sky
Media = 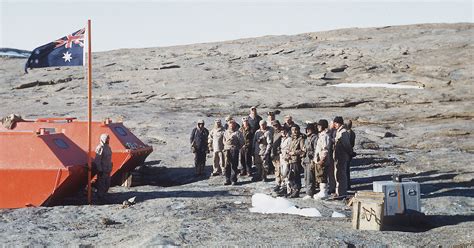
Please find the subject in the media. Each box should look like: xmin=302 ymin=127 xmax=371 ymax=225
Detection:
xmin=1 ymin=0 xmax=472 ymax=52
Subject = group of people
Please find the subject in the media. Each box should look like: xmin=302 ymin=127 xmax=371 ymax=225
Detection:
xmin=189 ymin=106 xmax=356 ymax=200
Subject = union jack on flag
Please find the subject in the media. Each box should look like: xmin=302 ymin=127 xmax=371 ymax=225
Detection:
xmin=25 ymin=28 xmax=85 ymax=73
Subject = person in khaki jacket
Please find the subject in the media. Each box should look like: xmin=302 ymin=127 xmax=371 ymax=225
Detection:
xmin=313 ymin=119 xmax=333 ymax=199
xmin=94 ymin=133 xmax=113 ymax=202
xmin=223 ymin=120 xmax=244 ymax=185
xmin=270 ymin=120 xmax=284 ymax=191
xmin=287 ymin=126 xmax=306 ymax=198
xmin=332 ymin=116 xmax=353 ymax=198
xmin=252 ymin=120 xmax=272 ymax=181
xmin=208 ymin=119 xmax=225 ymax=176
xmin=239 ymin=117 xmax=253 ymax=176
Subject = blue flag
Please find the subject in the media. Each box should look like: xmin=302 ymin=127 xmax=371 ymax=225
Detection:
xmin=25 ymin=28 xmax=85 ymax=73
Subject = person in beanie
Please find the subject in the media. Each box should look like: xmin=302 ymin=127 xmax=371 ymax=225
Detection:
xmin=314 ymin=119 xmax=333 ymax=199
xmin=94 ymin=133 xmax=113 ymax=202
xmin=190 ymin=120 xmax=209 ymax=176
xmin=332 ymin=116 xmax=353 ymax=198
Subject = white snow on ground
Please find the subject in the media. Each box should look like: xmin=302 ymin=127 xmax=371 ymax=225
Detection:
xmin=329 ymin=83 xmax=423 ymax=89
xmin=331 ymin=211 xmax=346 ymax=218
xmin=249 ymin=193 xmax=322 ymax=217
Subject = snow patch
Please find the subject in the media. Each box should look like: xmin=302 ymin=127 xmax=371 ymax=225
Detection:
xmin=329 ymin=83 xmax=423 ymax=89
xmin=249 ymin=193 xmax=322 ymax=217
xmin=331 ymin=211 xmax=346 ymax=218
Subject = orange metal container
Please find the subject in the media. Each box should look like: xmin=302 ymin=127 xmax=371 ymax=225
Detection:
xmin=0 ymin=131 xmax=87 ymax=208
xmin=0 ymin=117 xmax=153 ymax=185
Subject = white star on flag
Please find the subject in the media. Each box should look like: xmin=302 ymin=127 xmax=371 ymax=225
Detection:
xmin=62 ymin=51 xmax=72 ymax=62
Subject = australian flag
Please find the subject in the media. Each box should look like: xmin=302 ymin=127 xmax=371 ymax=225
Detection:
xmin=25 ymin=28 xmax=85 ymax=73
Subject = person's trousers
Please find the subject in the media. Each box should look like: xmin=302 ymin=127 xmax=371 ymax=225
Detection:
xmin=347 ymin=157 xmax=352 ymax=190
xmin=97 ymin=172 xmax=111 ymax=199
xmin=194 ymin=151 xmax=206 ymax=174
xmin=316 ymin=160 xmax=329 ymax=184
xmin=288 ymin=162 xmax=302 ymax=193
xmin=334 ymin=157 xmax=349 ymax=196
xmin=304 ymin=160 xmax=317 ymax=196
xmin=212 ymin=151 xmax=224 ymax=173
xmin=254 ymin=154 xmax=267 ymax=180
xmin=240 ymin=146 xmax=252 ymax=174
xmin=273 ymin=157 xmax=282 ymax=185
xmin=224 ymin=149 xmax=240 ymax=182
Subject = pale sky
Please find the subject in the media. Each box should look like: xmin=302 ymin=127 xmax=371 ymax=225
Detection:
xmin=0 ymin=0 xmax=472 ymax=52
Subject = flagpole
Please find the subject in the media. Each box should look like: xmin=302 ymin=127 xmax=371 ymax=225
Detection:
xmin=87 ymin=19 xmax=93 ymax=205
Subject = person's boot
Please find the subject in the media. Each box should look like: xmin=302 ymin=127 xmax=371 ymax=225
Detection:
xmin=314 ymin=183 xmax=329 ymax=200
xmin=289 ymin=190 xmax=300 ymax=198
xmin=272 ymin=185 xmax=281 ymax=192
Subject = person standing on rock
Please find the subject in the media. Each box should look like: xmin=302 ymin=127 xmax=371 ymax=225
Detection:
xmin=208 ymin=119 xmax=225 ymax=176
xmin=94 ymin=133 xmax=113 ymax=202
xmin=271 ymin=120 xmax=284 ymax=191
xmin=278 ymin=127 xmax=292 ymax=196
xmin=314 ymin=119 xmax=333 ymax=199
xmin=287 ymin=125 xmax=306 ymax=198
xmin=223 ymin=120 xmax=244 ymax=185
xmin=253 ymin=120 xmax=272 ymax=182
xmin=332 ymin=116 xmax=353 ymax=198
xmin=345 ymin=119 xmax=357 ymax=190
xmin=190 ymin=120 xmax=209 ymax=176
xmin=303 ymin=122 xmax=318 ymax=200
xmin=239 ymin=117 xmax=253 ymax=177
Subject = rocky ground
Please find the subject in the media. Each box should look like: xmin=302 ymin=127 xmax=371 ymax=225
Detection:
xmin=0 ymin=23 xmax=473 ymax=246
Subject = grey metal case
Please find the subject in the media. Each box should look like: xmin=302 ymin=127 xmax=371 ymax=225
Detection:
xmin=373 ymin=180 xmax=421 ymax=216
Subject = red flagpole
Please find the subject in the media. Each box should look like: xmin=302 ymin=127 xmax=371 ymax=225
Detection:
xmin=87 ymin=19 xmax=93 ymax=205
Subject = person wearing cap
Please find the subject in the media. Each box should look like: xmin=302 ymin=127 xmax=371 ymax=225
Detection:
xmin=270 ymin=120 xmax=284 ymax=191
xmin=287 ymin=125 xmax=305 ymax=198
xmin=94 ymin=133 xmax=113 ymax=202
xmin=190 ymin=119 xmax=209 ymax=176
xmin=224 ymin=115 xmax=240 ymax=130
xmin=303 ymin=122 xmax=319 ymax=200
xmin=332 ymin=116 xmax=353 ymax=198
xmin=208 ymin=119 xmax=225 ymax=176
xmin=239 ymin=117 xmax=253 ymax=176
xmin=345 ymin=119 xmax=356 ymax=190
xmin=283 ymin=115 xmax=300 ymax=131
xmin=314 ymin=119 xmax=333 ymax=199
xmin=252 ymin=119 xmax=272 ymax=181
xmin=223 ymin=120 xmax=244 ymax=185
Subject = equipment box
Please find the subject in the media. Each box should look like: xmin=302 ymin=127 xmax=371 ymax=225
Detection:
xmin=373 ymin=180 xmax=421 ymax=216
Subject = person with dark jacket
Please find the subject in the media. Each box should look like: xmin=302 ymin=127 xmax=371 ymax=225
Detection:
xmin=303 ymin=123 xmax=318 ymax=199
xmin=190 ymin=120 xmax=209 ymax=176
xmin=345 ymin=119 xmax=356 ymax=190
xmin=332 ymin=116 xmax=353 ymax=198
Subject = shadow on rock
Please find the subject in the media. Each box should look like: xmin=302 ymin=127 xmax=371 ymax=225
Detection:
xmin=132 ymin=160 xmax=212 ymax=187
